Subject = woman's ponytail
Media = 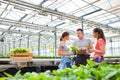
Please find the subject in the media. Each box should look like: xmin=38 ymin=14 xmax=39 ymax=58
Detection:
xmin=60 ymin=37 xmax=62 ymax=41
xmin=60 ymin=31 xmax=69 ymax=41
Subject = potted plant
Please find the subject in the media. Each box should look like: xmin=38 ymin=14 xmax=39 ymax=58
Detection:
xmin=71 ymin=45 xmax=90 ymax=54
xmin=9 ymin=48 xmax=33 ymax=61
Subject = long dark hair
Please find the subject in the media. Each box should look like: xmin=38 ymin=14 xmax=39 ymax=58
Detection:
xmin=60 ymin=31 xmax=69 ymax=41
xmin=93 ymin=28 xmax=106 ymax=43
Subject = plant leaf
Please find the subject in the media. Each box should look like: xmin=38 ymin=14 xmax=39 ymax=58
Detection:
xmin=4 ymin=72 xmax=13 ymax=78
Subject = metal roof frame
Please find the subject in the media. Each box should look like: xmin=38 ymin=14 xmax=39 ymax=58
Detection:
xmin=0 ymin=0 xmax=120 ymax=34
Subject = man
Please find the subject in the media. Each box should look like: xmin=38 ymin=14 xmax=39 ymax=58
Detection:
xmin=73 ymin=29 xmax=93 ymax=66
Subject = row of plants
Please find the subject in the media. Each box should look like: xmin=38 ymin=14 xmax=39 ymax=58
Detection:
xmin=0 ymin=55 xmax=120 ymax=58
xmin=33 ymin=56 xmax=61 ymax=58
xmin=0 ymin=60 xmax=120 ymax=80
xmin=0 ymin=47 xmax=119 ymax=58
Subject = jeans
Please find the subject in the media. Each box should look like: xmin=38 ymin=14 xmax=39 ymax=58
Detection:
xmin=58 ymin=56 xmax=73 ymax=69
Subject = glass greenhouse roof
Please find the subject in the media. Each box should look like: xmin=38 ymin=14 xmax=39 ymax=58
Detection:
xmin=0 ymin=0 xmax=120 ymax=38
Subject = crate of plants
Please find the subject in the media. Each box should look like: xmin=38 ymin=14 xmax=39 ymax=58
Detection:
xmin=71 ymin=45 xmax=90 ymax=54
xmin=9 ymin=48 xmax=33 ymax=61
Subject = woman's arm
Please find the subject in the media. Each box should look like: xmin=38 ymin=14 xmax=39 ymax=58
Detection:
xmin=89 ymin=43 xmax=93 ymax=53
xmin=58 ymin=46 xmax=70 ymax=56
xmin=95 ymin=45 xmax=105 ymax=54
xmin=89 ymin=45 xmax=105 ymax=54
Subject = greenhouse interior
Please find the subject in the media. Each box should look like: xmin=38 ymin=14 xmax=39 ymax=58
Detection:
xmin=0 ymin=0 xmax=120 ymax=80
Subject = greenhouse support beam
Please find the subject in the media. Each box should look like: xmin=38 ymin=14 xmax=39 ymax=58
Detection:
xmin=39 ymin=0 xmax=48 ymax=7
xmin=19 ymin=39 xmax=22 ymax=47
xmin=13 ymin=39 xmax=15 ymax=48
xmin=110 ymin=38 xmax=113 ymax=56
xmin=8 ymin=14 xmax=28 ymax=30
xmin=54 ymin=27 xmax=57 ymax=56
xmin=38 ymin=30 xmax=44 ymax=56
xmin=38 ymin=34 xmax=40 ymax=56
xmin=2 ymin=46 xmax=3 ymax=55
xmin=81 ymin=18 xmax=84 ymax=30
xmin=80 ymin=9 xmax=102 ymax=18
xmin=27 ymin=35 xmax=29 ymax=48
xmin=8 ymin=43 xmax=10 ymax=53
xmin=0 ymin=18 xmax=63 ymax=32
xmin=53 ymin=22 xmax=64 ymax=56
xmin=1 ymin=0 xmax=120 ymax=33
xmin=5 ymin=45 xmax=6 ymax=56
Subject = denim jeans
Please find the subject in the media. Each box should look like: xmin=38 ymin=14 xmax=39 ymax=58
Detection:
xmin=58 ymin=56 xmax=73 ymax=69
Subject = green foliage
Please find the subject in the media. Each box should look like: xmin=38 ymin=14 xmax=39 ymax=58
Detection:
xmin=9 ymin=48 xmax=30 ymax=55
xmin=0 ymin=77 xmax=6 ymax=80
xmin=70 ymin=46 xmax=79 ymax=52
xmin=4 ymin=72 xmax=13 ymax=78
xmin=33 ymin=56 xmax=61 ymax=58
xmin=86 ymin=45 xmax=90 ymax=49
xmin=2 ymin=60 xmax=120 ymax=80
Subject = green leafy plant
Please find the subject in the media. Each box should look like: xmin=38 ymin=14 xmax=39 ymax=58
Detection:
xmin=0 ymin=77 xmax=5 ymax=80
xmin=86 ymin=45 xmax=90 ymax=49
xmin=3 ymin=60 xmax=120 ymax=80
xmin=70 ymin=46 xmax=79 ymax=53
xmin=9 ymin=48 xmax=30 ymax=55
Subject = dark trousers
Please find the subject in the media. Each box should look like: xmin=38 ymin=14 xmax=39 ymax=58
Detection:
xmin=74 ymin=54 xmax=90 ymax=66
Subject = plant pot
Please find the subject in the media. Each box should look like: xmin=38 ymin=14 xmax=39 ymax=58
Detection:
xmin=10 ymin=53 xmax=33 ymax=61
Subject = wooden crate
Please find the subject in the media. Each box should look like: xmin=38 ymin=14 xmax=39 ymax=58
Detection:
xmin=10 ymin=53 xmax=33 ymax=61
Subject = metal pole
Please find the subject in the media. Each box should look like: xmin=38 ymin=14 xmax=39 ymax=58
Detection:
xmin=8 ymin=43 xmax=10 ymax=53
xmin=45 ymin=44 xmax=46 ymax=56
xmin=54 ymin=27 xmax=57 ymax=56
xmin=38 ymin=30 xmax=44 ymax=56
xmin=38 ymin=34 xmax=40 ymax=56
xmin=27 ymin=35 xmax=29 ymax=48
xmin=81 ymin=17 xmax=84 ymax=30
xmin=2 ymin=46 xmax=3 ymax=55
xmin=13 ymin=39 xmax=15 ymax=48
xmin=110 ymin=38 xmax=113 ymax=56
xmin=5 ymin=45 xmax=6 ymax=56
xmin=53 ymin=22 xmax=65 ymax=56
xmin=19 ymin=39 xmax=22 ymax=47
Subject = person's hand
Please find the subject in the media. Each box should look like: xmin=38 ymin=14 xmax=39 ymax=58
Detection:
xmin=86 ymin=49 xmax=90 ymax=54
xmin=88 ymin=49 xmax=95 ymax=52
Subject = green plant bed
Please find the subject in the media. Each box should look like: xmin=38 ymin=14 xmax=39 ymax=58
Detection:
xmin=0 ymin=56 xmax=10 ymax=58
xmin=0 ymin=56 xmax=120 ymax=59
xmin=90 ymin=56 xmax=120 ymax=58
xmin=1 ymin=60 xmax=120 ymax=80
xmin=104 ymin=56 xmax=120 ymax=58
xmin=33 ymin=56 xmax=61 ymax=58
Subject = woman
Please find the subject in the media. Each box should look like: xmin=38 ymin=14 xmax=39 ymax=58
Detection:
xmin=89 ymin=28 xmax=106 ymax=63
xmin=58 ymin=31 xmax=73 ymax=69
